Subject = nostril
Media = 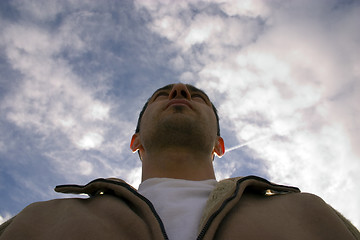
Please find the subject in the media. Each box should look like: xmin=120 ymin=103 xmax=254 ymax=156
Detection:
xmin=181 ymin=90 xmax=188 ymax=98
xmin=170 ymin=90 xmax=177 ymax=99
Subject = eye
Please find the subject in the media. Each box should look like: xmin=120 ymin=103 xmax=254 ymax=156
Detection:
xmin=153 ymin=91 xmax=169 ymax=101
xmin=191 ymin=94 xmax=206 ymax=102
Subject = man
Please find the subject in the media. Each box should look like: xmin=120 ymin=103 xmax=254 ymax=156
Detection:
xmin=0 ymin=83 xmax=359 ymax=239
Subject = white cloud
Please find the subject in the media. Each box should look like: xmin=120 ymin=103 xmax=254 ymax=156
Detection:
xmin=215 ymin=0 xmax=270 ymax=18
xmin=144 ymin=4 xmax=263 ymax=55
xmin=0 ymin=212 xmax=12 ymax=225
xmin=0 ymin=8 xmax=116 ymax=143
xmin=78 ymin=160 xmax=94 ymax=176
xmin=0 ymin=4 xmax=135 ymax=187
xmin=87 ymin=103 xmax=110 ymax=121
xmin=76 ymin=132 xmax=104 ymax=150
xmin=125 ymin=166 xmax=142 ymax=189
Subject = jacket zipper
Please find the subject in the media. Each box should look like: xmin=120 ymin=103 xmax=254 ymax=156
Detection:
xmin=196 ymin=178 xmax=241 ymax=240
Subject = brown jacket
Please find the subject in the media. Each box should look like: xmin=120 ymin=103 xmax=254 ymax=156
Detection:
xmin=0 ymin=176 xmax=359 ymax=239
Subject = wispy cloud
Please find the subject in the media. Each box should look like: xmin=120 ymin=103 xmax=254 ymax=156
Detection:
xmin=0 ymin=0 xmax=146 ymax=211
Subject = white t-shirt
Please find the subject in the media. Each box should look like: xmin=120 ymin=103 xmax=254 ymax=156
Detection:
xmin=138 ymin=178 xmax=217 ymax=240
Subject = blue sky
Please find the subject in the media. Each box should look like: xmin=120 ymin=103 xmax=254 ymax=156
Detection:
xmin=1 ymin=0 xmax=359 ymax=229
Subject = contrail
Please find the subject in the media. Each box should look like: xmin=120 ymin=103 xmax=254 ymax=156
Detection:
xmin=225 ymin=135 xmax=272 ymax=154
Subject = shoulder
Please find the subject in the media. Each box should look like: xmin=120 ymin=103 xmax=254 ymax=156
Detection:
xmin=0 ymin=199 xmax=72 ymax=239
xmin=0 ymin=195 xmax=136 ymax=239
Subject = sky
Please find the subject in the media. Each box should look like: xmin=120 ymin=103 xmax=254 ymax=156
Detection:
xmin=0 ymin=0 xmax=359 ymax=229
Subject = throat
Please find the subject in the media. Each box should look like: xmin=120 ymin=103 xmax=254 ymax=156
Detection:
xmin=141 ymin=150 xmax=216 ymax=182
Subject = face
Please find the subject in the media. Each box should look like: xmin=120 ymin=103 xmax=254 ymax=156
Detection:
xmin=135 ymin=84 xmax=220 ymax=136
xmin=131 ymin=83 xmax=224 ymax=158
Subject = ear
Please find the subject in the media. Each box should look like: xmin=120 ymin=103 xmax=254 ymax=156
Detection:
xmin=130 ymin=133 xmax=142 ymax=152
xmin=213 ymin=136 xmax=225 ymax=157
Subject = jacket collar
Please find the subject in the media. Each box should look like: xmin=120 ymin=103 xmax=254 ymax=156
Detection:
xmin=198 ymin=175 xmax=300 ymax=236
xmin=55 ymin=175 xmax=300 ymax=239
xmin=55 ymin=178 xmax=136 ymax=196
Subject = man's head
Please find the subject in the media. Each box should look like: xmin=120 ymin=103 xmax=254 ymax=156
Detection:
xmin=130 ymin=83 xmax=224 ymax=161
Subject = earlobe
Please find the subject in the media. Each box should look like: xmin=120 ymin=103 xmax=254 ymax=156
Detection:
xmin=130 ymin=133 xmax=142 ymax=152
xmin=214 ymin=136 xmax=225 ymax=157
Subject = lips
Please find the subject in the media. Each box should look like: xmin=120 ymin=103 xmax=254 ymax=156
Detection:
xmin=165 ymin=99 xmax=192 ymax=109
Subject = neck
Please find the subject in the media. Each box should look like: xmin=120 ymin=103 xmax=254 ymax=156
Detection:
xmin=141 ymin=148 xmax=216 ymax=182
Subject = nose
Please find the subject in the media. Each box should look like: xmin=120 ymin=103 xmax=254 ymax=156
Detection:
xmin=169 ymin=83 xmax=191 ymax=100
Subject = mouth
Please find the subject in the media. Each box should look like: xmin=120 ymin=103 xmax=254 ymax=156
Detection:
xmin=165 ymin=99 xmax=192 ymax=109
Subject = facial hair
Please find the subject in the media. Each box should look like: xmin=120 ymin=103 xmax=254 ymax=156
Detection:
xmin=142 ymin=106 xmax=215 ymax=154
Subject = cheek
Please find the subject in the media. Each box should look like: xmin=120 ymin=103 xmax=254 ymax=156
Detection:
xmin=140 ymin=105 xmax=159 ymax=129
xmin=203 ymin=110 xmax=218 ymax=132
xmin=140 ymin=112 xmax=151 ymax=131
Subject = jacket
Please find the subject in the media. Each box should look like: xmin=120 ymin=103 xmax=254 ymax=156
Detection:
xmin=0 ymin=175 xmax=359 ymax=239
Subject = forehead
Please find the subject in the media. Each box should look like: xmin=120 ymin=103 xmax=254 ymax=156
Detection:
xmin=150 ymin=84 xmax=211 ymax=101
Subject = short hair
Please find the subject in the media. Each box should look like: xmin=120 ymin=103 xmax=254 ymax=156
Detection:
xmin=135 ymin=84 xmax=220 ymax=136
